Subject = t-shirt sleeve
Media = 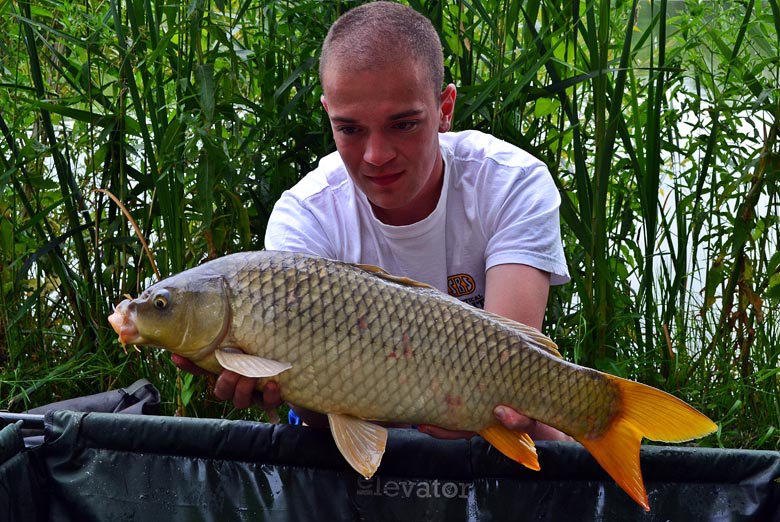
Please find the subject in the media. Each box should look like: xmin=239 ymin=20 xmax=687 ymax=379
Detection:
xmin=263 ymin=190 xmax=334 ymax=259
xmin=483 ymin=160 xmax=570 ymax=286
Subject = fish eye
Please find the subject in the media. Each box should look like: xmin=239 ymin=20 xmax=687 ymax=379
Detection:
xmin=153 ymin=290 xmax=170 ymax=310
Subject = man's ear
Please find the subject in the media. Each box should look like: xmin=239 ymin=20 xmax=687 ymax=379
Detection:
xmin=439 ymin=84 xmax=457 ymax=133
xmin=321 ymin=94 xmax=329 ymax=113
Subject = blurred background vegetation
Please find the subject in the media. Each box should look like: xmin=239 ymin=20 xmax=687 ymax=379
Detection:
xmin=0 ymin=0 xmax=777 ymax=450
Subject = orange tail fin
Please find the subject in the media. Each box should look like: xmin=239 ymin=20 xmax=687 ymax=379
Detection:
xmin=575 ymin=376 xmax=717 ymax=511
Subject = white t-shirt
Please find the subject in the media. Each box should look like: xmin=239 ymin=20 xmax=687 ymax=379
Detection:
xmin=264 ymin=130 xmax=569 ymax=308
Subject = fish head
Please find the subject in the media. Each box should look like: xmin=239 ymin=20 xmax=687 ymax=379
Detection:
xmin=108 ymin=272 xmax=230 ymax=360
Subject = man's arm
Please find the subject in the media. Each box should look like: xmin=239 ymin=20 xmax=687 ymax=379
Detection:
xmin=483 ymin=263 xmax=549 ymax=330
xmin=485 ymin=263 xmax=570 ymax=440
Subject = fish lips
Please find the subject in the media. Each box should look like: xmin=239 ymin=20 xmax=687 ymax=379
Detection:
xmin=108 ymin=300 xmax=143 ymax=346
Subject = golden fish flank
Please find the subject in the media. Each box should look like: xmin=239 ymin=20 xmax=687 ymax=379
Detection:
xmin=108 ymin=250 xmax=717 ymax=511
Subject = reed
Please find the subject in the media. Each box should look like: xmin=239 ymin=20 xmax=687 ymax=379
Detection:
xmin=1 ymin=0 xmax=777 ymax=449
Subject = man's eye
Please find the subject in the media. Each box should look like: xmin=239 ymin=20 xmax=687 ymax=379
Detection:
xmin=337 ymin=126 xmax=360 ymax=135
xmin=394 ymin=121 xmax=418 ymax=131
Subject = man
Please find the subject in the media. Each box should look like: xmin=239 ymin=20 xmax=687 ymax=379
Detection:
xmin=176 ymin=1 xmax=570 ymax=440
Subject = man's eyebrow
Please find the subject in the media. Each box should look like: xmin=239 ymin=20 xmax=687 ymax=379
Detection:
xmin=329 ymin=109 xmax=425 ymax=124
xmin=387 ymin=109 xmax=424 ymax=120
xmin=329 ymin=115 xmax=358 ymax=124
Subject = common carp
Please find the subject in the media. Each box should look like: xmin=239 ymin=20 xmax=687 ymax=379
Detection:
xmin=108 ymin=251 xmax=716 ymax=511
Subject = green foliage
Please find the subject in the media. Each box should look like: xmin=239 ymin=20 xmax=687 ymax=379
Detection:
xmin=1 ymin=0 xmax=778 ymax=450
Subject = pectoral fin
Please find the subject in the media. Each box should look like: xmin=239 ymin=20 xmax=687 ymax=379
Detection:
xmin=215 ymin=348 xmax=292 ymax=378
xmin=479 ymin=424 xmax=540 ymax=471
xmin=327 ymin=413 xmax=388 ymax=479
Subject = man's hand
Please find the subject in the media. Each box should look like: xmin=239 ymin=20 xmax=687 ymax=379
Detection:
xmin=492 ymin=404 xmax=572 ymax=441
xmin=171 ymin=354 xmax=281 ymax=410
xmin=418 ymin=405 xmax=572 ymax=441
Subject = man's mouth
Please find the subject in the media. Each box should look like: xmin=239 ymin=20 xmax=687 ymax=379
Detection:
xmin=367 ymin=172 xmax=402 ymax=186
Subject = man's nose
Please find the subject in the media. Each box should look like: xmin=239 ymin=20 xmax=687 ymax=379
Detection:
xmin=363 ymin=131 xmax=395 ymax=166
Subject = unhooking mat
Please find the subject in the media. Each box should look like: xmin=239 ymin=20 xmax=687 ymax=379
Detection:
xmin=1 ymin=383 xmax=779 ymax=521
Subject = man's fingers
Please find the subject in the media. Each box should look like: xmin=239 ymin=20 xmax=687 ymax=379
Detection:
xmin=214 ymin=371 xmax=283 ymax=410
xmin=171 ymin=357 xmax=282 ymax=412
xmin=171 ymin=354 xmax=210 ymax=376
xmin=494 ymin=404 xmax=573 ymax=441
xmin=261 ymin=381 xmax=282 ymax=409
xmin=232 ymin=374 xmax=258 ymax=409
xmin=418 ymin=424 xmax=476 ymax=440
xmin=213 ymin=370 xmax=241 ymax=402
xmin=494 ymin=405 xmax=536 ymax=431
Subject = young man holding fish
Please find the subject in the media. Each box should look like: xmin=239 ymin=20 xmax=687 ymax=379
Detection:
xmin=176 ymin=1 xmax=571 ymax=440
xmin=117 ymin=5 xmax=716 ymax=508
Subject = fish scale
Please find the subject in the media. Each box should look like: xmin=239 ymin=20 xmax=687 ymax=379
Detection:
xmin=109 ymin=250 xmax=717 ymax=511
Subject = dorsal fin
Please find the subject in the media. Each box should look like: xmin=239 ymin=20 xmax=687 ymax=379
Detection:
xmin=479 ymin=310 xmax=562 ymax=359
xmin=352 ymin=263 xmax=435 ymax=289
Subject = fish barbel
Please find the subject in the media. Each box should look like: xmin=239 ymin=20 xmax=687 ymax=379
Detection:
xmin=108 ymin=251 xmax=716 ymax=511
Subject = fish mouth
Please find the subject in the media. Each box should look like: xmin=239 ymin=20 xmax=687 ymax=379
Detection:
xmin=108 ymin=302 xmax=143 ymax=347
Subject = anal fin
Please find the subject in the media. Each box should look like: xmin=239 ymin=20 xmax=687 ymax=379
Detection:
xmin=479 ymin=424 xmax=540 ymax=471
xmin=215 ymin=348 xmax=292 ymax=378
xmin=328 ymin=413 xmax=388 ymax=479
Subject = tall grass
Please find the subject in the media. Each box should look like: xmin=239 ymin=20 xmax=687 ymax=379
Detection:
xmin=0 ymin=0 xmax=777 ymax=449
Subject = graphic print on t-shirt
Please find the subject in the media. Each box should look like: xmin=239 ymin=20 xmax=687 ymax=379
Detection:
xmin=448 ymin=273 xmax=485 ymax=308
xmin=447 ymin=273 xmax=476 ymax=297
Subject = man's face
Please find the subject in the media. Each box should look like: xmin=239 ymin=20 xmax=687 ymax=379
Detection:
xmin=321 ymin=60 xmax=456 ymax=226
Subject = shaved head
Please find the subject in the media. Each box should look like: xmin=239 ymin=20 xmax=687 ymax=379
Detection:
xmin=319 ymin=1 xmax=444 ymax=97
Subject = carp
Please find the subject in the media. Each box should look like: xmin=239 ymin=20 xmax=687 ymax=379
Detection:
xmin=108 ymin=251 xmax=716 ymax=511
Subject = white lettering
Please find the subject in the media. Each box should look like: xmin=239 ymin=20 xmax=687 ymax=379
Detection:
xmin=442 ymin=482 xmax=458 ymax=498
xmin=356 ymin=478 xmax=373 ymax=496
xmin=383 ymin=481 xmax=399 ymax=497
xmin=355 ymin=477 xmax=470 ymax=499
xmin=400 ymin=481 xmax=416 ymax=497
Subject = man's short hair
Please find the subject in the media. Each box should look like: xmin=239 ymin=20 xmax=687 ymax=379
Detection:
xmin=320 ymin=1 xmax=444 ymax=95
